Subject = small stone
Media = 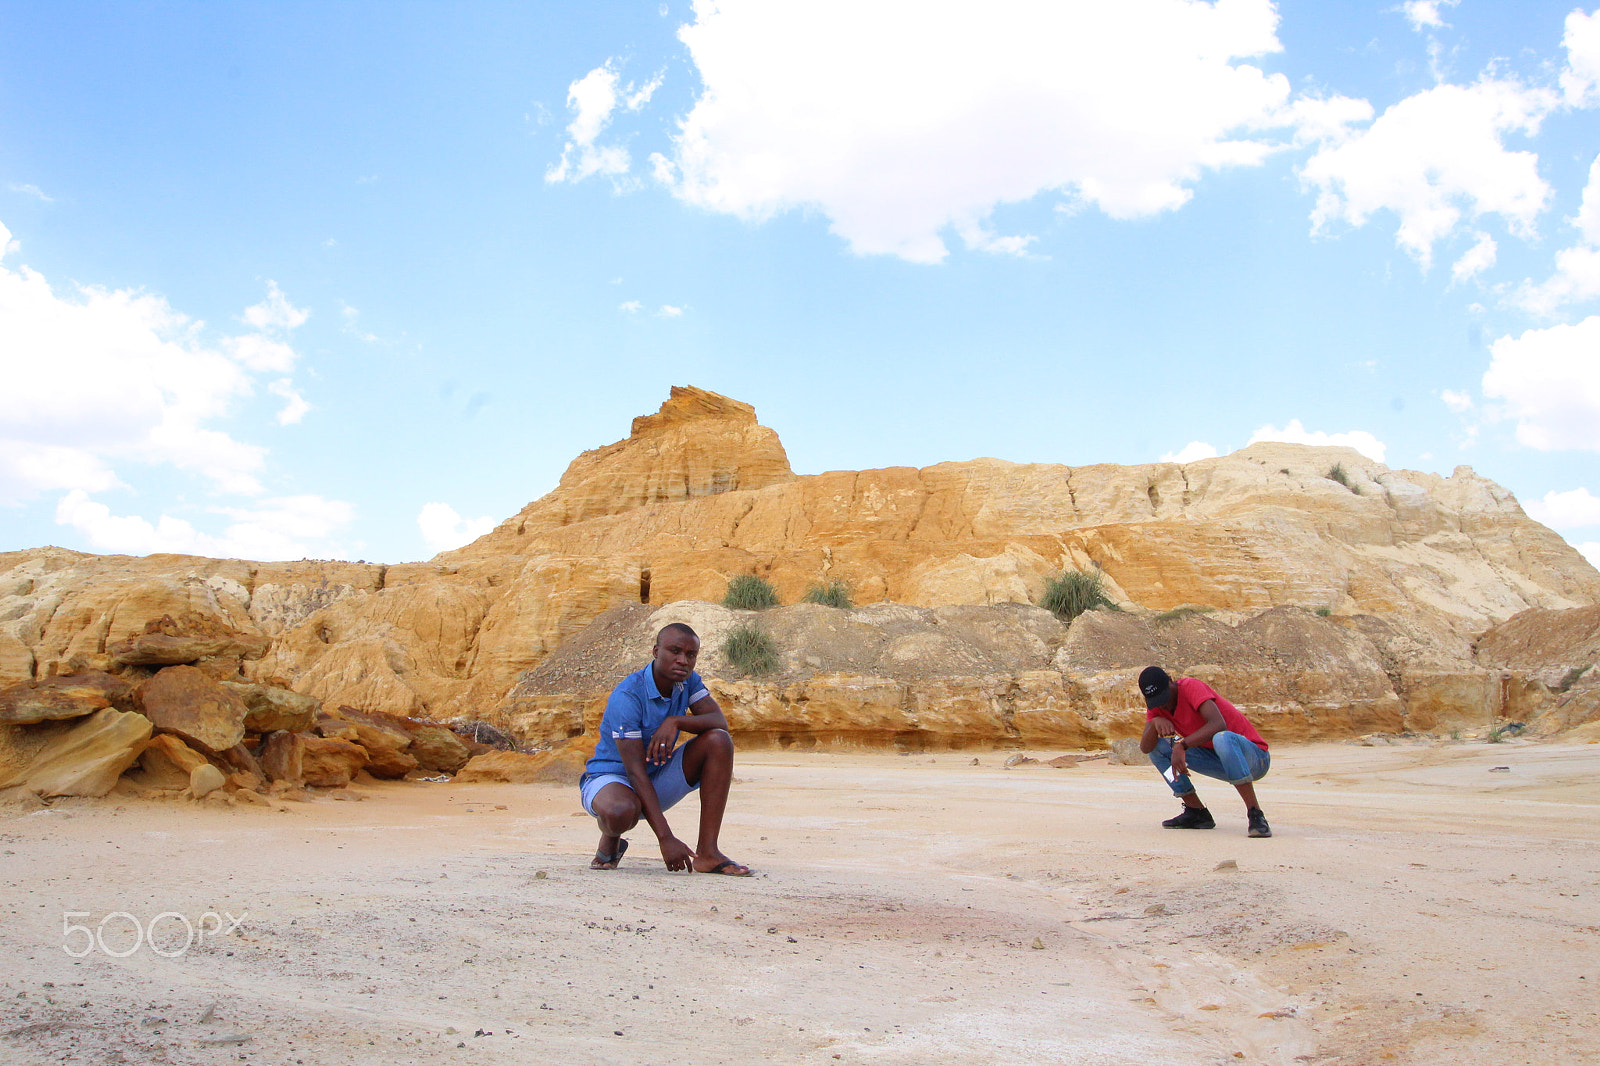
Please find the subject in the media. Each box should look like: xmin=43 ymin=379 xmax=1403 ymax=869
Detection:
xmin=1214 ymin=859 xmax=1239 ymax=871
xmin=1030 ymin=937 xmax=1045 ymax=950
xmin=1144 ymin=904 xmax=1167 ymax=916
xmin=534 ymin=870 xmax=548 ymax=880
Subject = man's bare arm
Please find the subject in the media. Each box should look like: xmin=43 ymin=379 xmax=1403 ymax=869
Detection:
xmin=617 ymin=736 xmax=694 ymax=870
xmin=645 ymin=694 xmax=728 ymax=764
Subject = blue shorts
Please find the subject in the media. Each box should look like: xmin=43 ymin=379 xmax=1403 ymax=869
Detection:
xmin=579 ymin=744 xmax=697 ymax=817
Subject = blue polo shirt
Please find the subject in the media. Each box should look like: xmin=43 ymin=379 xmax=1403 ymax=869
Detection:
xmin=581 ymin=664 xmax=710 ymax=784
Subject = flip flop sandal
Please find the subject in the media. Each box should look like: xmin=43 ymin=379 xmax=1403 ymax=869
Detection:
xmin=590 ymin=838 xmax=629 ymax=869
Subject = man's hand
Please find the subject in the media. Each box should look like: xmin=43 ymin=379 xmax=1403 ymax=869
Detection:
xmin=657 ymin=834 xmax=694 ymax=871
xmin=647 ymin=719 xmax=679 ymax=766
xmin=1170 ymin=739 xmax=1188 ymax=777
xmin=1151 ymin=718 xmax=1178 ymax=738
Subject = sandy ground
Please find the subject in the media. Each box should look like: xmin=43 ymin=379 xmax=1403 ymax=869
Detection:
xmin=1 ymin=738 xmax=1597 ymax=1066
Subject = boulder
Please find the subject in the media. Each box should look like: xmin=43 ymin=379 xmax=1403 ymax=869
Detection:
xmin=361 ymin=744 xmax=419 ymax=779
xmin=0 ymin=707 xmax=152 ymax=798
xmin=257 ymin=730 xmax=305 ymax=786
xmin=219 ymin=741 xmax=264 ymax=779
xmin=300 ymin=735 xmax=368 ymax=787
xmin=138 ymin=733 xmax=212 ymax=788
xmin=407 ymin=723 xmax=471 ymax=773
xmin=328 ymin=705 xmax=414 ymax=755
xmin=187 ymin=763 xmax=227 ymax=799
xmin=455 ymin=746 xmax=585 ymax=784
xmin=220 ymin=681 xmax=320 ymax=733
xmin=134 ymin=665 xmax=248 ymax=753
xmin=0 ymin=672 xmax=135 ymax=725
xmin=108 ymin=612 xmax=269 ymax=666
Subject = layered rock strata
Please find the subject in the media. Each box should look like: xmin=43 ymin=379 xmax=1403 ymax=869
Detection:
xmin=500 ymin=598 xmax=1595 ymax=752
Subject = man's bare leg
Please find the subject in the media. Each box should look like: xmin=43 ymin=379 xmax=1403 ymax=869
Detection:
xmin=1234 ymin=781 xmax=1260 ymax=809
xmin=590 ymin=782 xmax=641 ymax=869
xmin=682 ymin=729 xmax=751 ymax=875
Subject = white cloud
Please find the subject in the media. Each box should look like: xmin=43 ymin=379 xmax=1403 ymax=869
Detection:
xmin=268 ymin=379 xmax=311 ymax=425
xmin=7 ymin=182 xmax=52 ymax=203
xmin=339 ymin=302 xmax=378 ymax=342
xmin=1561 ymin=8 xmax=1600 ymax=106
xmin=0 ymin=219 xmax=310 ymax=504
xmin=648 ymin=0 xmax=1297 ymax=263
xmin=241 ymin=279 xmax=309 ymax=332
xmin=1401 ymin=1 xmax=1456 ymax=31
xmin=1482 ymin=317 xmax=1600 ymax=450
xmin=1440 ymin=388 xmax=1475 ymax=413
xmin=1161 ymin=441 xmax=1219 ymax=463
xmin=546 ymin=62 xmax=660 ymax=184
xmin=657 ymin=304 xmax=684 ymax=317
xmin=1577 ymin=541 xmax=1600 ymax=569
xmin=1525 ymin=487 xmax=1600 ymax=529
xmin=618 ymin=300 xmax=642 ymax=313
xmin=1280 ymin=94 xmax=1373 ymax=149
xmin=1300 ymin=78 xmax=1555 ymax=269
xmin=417 ymin=502 xmax=496 ymax=554
xmin=56 ymin=490 xmax=354 ymax=561
xmin=1517 ymin=153 xmax=1600 ymax=313
xmin=1248 ymin=419 xmax=1387 ymax=462
xmin=1450 ymin=231 xmax=1496 ymax=284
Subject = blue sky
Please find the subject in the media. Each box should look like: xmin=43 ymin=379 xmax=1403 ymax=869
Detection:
xmin=2 ymin=0 xmax=1598 ymax=567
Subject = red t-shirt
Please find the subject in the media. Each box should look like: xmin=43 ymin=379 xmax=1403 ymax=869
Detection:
xmin=1146 ymin=677 xmax=1268 ymax=751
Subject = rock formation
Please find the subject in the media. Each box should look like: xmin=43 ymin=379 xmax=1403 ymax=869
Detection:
xmin=0 ymin=384 xmax=1597 ymax=791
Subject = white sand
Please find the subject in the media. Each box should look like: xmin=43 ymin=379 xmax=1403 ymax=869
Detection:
xmin=2 ymin=739 xmax=1597 ymax=1065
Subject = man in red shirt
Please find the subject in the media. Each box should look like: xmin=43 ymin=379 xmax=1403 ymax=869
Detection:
xmin=1137 ymin=666 xmax=1272 ymax=837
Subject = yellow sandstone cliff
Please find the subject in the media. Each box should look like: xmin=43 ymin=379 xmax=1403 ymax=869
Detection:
xmin=1 ymin=385 xmax=1596 ymax=751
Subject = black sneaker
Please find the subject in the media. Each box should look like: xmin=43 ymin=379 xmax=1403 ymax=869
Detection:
xmin=1247 ymin=807 xmax=1272 ymax=838
xmin=1162 ymin=806 xmax=1215 ymax=830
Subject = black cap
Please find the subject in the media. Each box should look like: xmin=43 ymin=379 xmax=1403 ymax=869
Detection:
xmin=1138 ymin=666 xmax=1174 ymax=708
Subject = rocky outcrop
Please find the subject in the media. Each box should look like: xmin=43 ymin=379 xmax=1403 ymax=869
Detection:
xmin=500 ymin=596 xmax=1593 ymax=751
xmin=0 ymin=386 xmax=1595 ymax=756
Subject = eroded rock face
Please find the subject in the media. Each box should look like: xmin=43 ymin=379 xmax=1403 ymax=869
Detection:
xmin=498 ymin=600 xmax=1536 ymax=751
xmin=0 ymin=387 xmax=1594 ymax=746
xmin=108 ymin=612 xmax=269 ymax=666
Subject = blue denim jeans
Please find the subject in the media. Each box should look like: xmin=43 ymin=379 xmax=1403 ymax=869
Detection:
xmin=1149 ymin=731 xmax=1269 ymax=797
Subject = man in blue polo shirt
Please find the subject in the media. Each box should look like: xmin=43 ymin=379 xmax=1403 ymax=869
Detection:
xmin=579 ymin=622 xmax=752 ymax=875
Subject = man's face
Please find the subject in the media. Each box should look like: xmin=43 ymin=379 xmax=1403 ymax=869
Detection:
xmin=653 ymin=631 xmax=700 ymax=685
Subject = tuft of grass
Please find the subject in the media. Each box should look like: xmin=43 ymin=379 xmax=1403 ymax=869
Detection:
xmin=802 ymin=579 xmax=852 ymax=609
xmin=1328 ymin=463 xmax=1360 ymax=494
xmin=722 ymin=622 xmax=779 ymax=676
xmin=1315 ymin=606 xmax=1333 ymax=617
xmin=1040 ymin=569 xmax=1114 ymax=622
xmin=723 ymin=574 xmax=779 ymax=610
